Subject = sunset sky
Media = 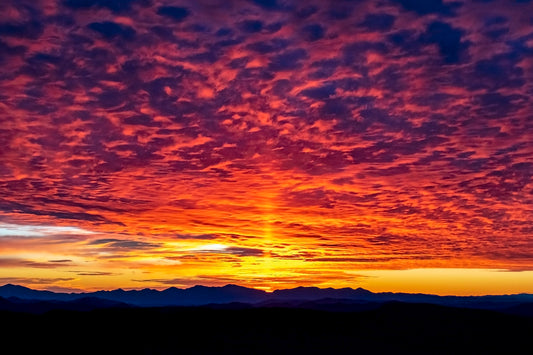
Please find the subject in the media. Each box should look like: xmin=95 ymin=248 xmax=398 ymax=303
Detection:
xmin=1 ymin=0 xmax=532 ymax=295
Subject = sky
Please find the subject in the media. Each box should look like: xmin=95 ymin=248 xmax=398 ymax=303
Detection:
xmin=0 ymin=0 xmax=532 ymax=295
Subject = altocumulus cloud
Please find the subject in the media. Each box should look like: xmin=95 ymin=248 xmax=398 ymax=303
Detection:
xmin=0 ymin=0 xmax=532 ymax=289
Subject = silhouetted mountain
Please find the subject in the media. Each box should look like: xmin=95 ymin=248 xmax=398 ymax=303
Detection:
xmin=179 ymin=284 xmax=268 ymax=305
xmin=0 ymin=283 xmax=78 ymax=301
xmin=89 ymin=283 xmax=270 ymax=306
xmin=0 ymin=295 xmax=131 ymax=313
xmin=2 ymin=283 xmax=533 ymax=316
xmin=271 ymin=286 xmax=373 ymax=300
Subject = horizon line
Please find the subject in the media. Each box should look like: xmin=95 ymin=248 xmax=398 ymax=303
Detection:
xmin=2 ymin=283 xmax=531 ymax=298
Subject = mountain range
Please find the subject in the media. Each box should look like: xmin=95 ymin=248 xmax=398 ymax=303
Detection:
xmin=1 ymin=283 xmax=532 ymax=316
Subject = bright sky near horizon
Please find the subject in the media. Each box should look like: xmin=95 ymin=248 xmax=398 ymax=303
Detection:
xmin=0 ymin=0 xmax=532 ymax=295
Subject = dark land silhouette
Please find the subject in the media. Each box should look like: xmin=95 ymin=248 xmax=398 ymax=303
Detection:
xmin=3 ymin=302 xmax=532 ymax=354
xmin=1 ymin=284 xmax=532 ymax=354
xmin=2 ymin=283 xmax=532 ymax=311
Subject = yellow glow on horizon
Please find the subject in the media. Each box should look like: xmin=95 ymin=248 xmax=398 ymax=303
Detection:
xmin=1 ymin=265 xmax=532 ymax=295
xmin=356 ymin=268 xmax=533 ymax=296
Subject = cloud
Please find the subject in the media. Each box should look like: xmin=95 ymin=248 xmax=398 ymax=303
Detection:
xmin=0 ymin=257 xmax=74 ymax=269
xmin=238 ymin=20 xmax=264 ymax=33
xmin=421 ymin=21 xmax=469 ymax=64
xmin=360 ymin=13 xmax=396 ymax=32
xmin=248 ymin=0 xmax=287 ymax=11
xmin=0 ymin=277 xmax=75 ymax=285
xmin=301 ymin=24 xmax=325 ymax=42
xmin=268 ymin=48 xmax=308 ymax=71
xmin=63 ymin=0 xmax=145 ymax=13
xmin=88 ymin=239 xmax=160 ymax=249
xmin=225 ymin=246 xmax=264 ymax=257
xmin=0 ymin=223 xmax=95 ymax=237
xmin=300 ymin=84 xmax=336 ymax=100
xmin=0 ymin=201 xmax=117 ymax=224
xmin=1 ymin=0 xmax=532 ymax=290
xmin=392 ymin=0 xmax=459 ymax=15
xmin=88 ymin=22 xmax=136 ymax=40
xmin=174 ymin=233 xmax=218 ymax=240
xmin=74 ymin=271 xmax=116 ymax=276
xmin=190 ymin=244 xmax=264 ymax=257
xmin=156 ymin=6 xmax=190 ymax=21
xmin=0 ymin=21 xmax=43 ymax=39
xmin=246 ymin=38 xmax=290 ymax=53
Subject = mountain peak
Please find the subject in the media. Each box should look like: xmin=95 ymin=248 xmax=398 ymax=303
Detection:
xmin=1 ymin=283 xmax=31 ymax=290
xmin=164 ymin=286 xmax=180 ymax=292
xmin=222 ymin=284 xmax=250 ymax=290
xmin=354 ymin=287 xmax=372 ymax=294
xmin=271 ymin=285 xmax=375 ymax=301
xmin=0 ymin=283 xmax=60 ymax=300
xmin=2 ymin=284 xmax=531 ymax=313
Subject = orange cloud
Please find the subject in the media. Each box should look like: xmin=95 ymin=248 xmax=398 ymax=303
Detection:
xmin=0 ymin=0 xmax=532 ymax=294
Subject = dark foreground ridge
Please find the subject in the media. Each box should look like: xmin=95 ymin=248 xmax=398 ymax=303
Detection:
xmin=2 ymin=284 xmax=533 ymax=354
xmin=3 ymin=302 xmax=532 ymax=354
xmin=1 ymin=283 xmax=533 ymax=314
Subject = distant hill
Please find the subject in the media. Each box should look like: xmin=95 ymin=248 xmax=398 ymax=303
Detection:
xmin=0 ymin=284 xmax=75 ymax=301
xmin=0 ymin=295 xmax=131 ymax=313
xmin=1 ymin=283 xmax=532 ymax=316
